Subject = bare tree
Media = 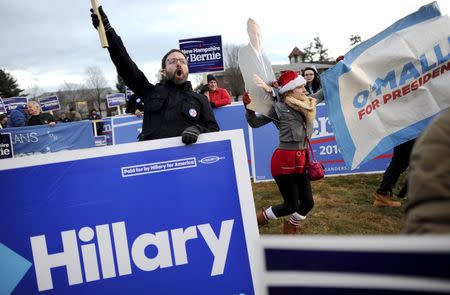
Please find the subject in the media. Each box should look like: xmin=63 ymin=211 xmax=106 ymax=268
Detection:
xmin=85 ymin=66 xmax=108 ymax=116
xmin=56 ymin=81 xmax=89 ymax=112
xmin=223 ymin=44 xmax=245 ymax=100
xmin=25 ymin=85 xmax=44 ymax=100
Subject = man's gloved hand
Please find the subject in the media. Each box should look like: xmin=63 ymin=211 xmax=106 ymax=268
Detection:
xmin=199 ymin=84 xmax=210 ymax=95
xmin=90 ymin=6 xmax=112 ymax=32
xmin=210 ymin=101 xmax=216 ymax=108
xmin=181 ymin=126 xmax=200 ymax=145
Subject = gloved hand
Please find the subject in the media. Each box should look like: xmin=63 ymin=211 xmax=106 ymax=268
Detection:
xmin=199 ymin=84 xmax=210 ymax=95
xmin=242 ymin=92 xmax=254 ymax=114
xmin=210 ymin=101 xmax=216 ymax=108
xmin=242 ymin=92 xmax=251 ymax=107
xmin=181 ymin=126 xmax=200 ymax=145
xmin=90 ymin=6 xmax=113 ymax=32
xmin=336 ymin=55 xmax=344 ymax=62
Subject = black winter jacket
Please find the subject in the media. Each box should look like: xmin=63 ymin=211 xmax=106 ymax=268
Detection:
xmin=106 ymin=30 xmax=219 ymax=141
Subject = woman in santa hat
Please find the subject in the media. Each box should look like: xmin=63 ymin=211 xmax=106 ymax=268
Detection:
xmin=243 ymin=70 xmax=324 ymax=234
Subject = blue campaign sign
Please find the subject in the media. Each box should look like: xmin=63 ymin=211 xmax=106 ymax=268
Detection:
xmin=0 ymin=132 xmax=14 ymax=159
xmin=0 ymin=130 xmax=260 ymax=294
xmin=250 ymin=103 xmax=392 ymax=182
xmin=0 ymin=98 xmax=6 ymax=113
xmin=112 ymin=115 xmax=142 ymax=145
xmin=250 ymin=122 xmax=278 ymax=182
xmin=2 ymin=97 xmax=27 ymax=114
xmin=94 ymin=135 xmax=107 ymax=147
xmin=38 ymin=95 xmax=60 ymax=112
xmin=257 ymin=236 xmax=450 ymax=295
xmin=213 ymin=102 xmax=252 ymax=175
xmin=102 ymin=117 xmax=114 ymax=146
xmin=312 ymin=103 xmax=392 ymax=175
xmin=1 ymin=121 xmax=95 ymax=157
xmin=107 ymin=93 xmax=126 ymax=108
xmin=179 ymin=35 xmax=224 ymax=73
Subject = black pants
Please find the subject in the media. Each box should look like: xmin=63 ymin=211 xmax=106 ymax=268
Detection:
xmin=272 ymin=173 xmax=314 ymax=217
xmin=377 ymin=139 xmax=415 ymax=195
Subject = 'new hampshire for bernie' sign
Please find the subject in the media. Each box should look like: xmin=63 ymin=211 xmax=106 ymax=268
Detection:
xmin=179 ymin=35 xmax=224 ymax=73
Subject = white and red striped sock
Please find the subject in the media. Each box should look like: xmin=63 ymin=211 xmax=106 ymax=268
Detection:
xmin=289 ymin=212 xmax=306 ymax=226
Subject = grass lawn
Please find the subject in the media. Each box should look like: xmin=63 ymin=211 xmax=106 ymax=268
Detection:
xmin=253 ymin=173 xmax=407 ymax=235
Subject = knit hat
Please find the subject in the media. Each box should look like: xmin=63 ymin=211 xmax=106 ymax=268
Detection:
xmin=207 ymin=74 xmax=217 ymax=83
xmin=277 ymin=71 xmax=306 ymax=94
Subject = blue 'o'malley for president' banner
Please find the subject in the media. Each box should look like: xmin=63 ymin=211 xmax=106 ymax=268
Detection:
xmin=322 ymin=1 xmax=450 ymax=170
xmin=0 ymin=130 xmax=261 ymax=294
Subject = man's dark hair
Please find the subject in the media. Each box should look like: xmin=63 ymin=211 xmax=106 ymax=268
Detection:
xmin=161 ymin=49 xmax=187 ymax=69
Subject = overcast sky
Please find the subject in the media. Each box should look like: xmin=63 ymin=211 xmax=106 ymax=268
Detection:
xmin=0 ymin=0 xmax=448 ymax=95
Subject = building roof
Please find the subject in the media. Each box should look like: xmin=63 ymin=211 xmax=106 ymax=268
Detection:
xmin=288 ymin=47 xmax=305 ymax=58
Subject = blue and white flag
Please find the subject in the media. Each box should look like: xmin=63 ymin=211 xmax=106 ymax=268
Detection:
xmin=38 ymin=95 xmax=60 ymax=112
xmin=1 ymin=121 xmax=95 ymax=157
xmin=322 ymin=2 xmax=450 ymax=169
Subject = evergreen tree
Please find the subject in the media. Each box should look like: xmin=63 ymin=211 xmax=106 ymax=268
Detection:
xmin=314 ymin=37 xmax=330 ymax=62
xmin=350 ymin=34 xmax=362 ymax=47
xmin=302 ymin=42 xmax=315 ymax=62
xmin=0 ymin=69 xmax=24 ymax=97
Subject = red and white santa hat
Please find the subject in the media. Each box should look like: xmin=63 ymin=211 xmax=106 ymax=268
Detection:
xmin=277 ymin=70 xmax=306 ymax=94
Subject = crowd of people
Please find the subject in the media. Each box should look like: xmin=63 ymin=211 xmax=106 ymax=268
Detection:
xmin=1 ymin=7 xmax=446 ymax=237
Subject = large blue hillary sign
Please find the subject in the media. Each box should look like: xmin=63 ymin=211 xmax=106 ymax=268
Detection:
xmin=179 ymin=35 xmax=224 ymax=73
xmin=0 ymin=130 xmax=260 ymax=294
xmin=1 ymin=121 xmax=95 ymax=157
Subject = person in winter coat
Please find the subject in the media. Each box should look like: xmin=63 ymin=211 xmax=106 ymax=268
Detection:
xmin=26 ymin=101 xmax=55 ymax=126
xmin=199 ymin=74 xmax=231 ymax=108
xmin=90 ymin=6 xmax=219 ymax=144
xmin=244 ymin=70 xmax=324 ymax=234
xmin=7 ymin=104 xmax=27 ymax=127
xmin=302 ymin=66 xmax=321 ymax=96
xmin=403 ymin=109 xmax=450 ymax=233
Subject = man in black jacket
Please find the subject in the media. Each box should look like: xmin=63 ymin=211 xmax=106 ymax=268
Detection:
xmin=91 ymin=7 xmax=219 ymax=144
xmin=26 ymin=101 xmax=56 ymax=127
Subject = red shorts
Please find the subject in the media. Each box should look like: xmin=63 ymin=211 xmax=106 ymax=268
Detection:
xmin=271 ymin=149 xmax=308 ymax=177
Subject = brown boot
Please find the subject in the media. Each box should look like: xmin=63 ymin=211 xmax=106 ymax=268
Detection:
xmin=283 ymin=220 xmax=298 ymax=234
xmin=256 ymin=209 xmax=268 ymax=226
xmin=373 ymin=193 xmax=401 ymax=207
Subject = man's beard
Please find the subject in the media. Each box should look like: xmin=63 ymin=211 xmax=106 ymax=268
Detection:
xmin=164 ymin=69 xmax=188 ymax=85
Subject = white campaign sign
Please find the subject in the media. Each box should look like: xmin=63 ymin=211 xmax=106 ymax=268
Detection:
xmin=322 ymin=2 xmax=450 ymax=169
